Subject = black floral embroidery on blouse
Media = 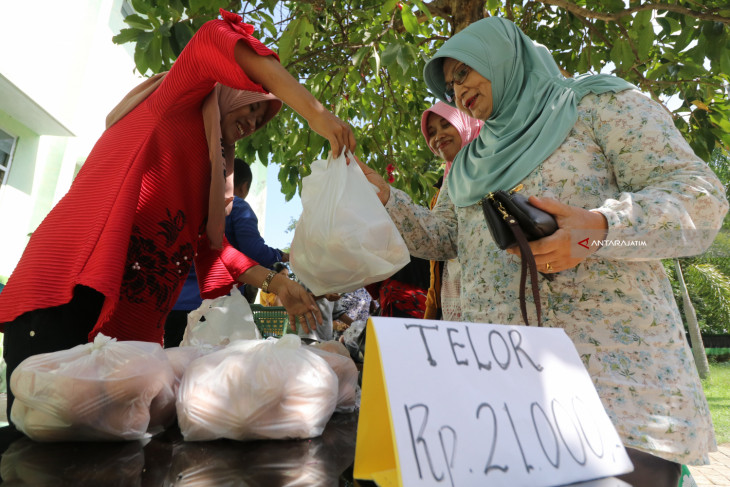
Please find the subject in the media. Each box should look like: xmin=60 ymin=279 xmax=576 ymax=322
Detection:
xmin=157 ymin=209 xmax=185 ymax=246
xmin=122 ymin=213 xmax=195 ymax=318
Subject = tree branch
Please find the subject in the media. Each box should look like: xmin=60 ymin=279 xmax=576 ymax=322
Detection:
xmin=540 ymin=0 xmax=730 ymax=25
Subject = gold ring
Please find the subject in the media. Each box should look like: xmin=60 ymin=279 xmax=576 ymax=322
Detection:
xmin=545 ymin=263 xmax=552 ymax=271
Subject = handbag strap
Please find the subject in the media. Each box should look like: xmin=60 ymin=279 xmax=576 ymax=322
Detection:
xmin=504 ymin=216 xmax=544 ymax=327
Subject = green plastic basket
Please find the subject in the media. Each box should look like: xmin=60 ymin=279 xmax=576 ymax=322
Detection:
xmin=251 ymin=304 xmax=290 ymax=338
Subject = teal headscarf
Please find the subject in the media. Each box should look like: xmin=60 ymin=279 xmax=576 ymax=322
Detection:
xmin=423 ymin=17 xmax=635 ymax=207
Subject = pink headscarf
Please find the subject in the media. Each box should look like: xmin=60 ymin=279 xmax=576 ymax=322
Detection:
xmin=420 ymin=101 xmax=483 ymax=176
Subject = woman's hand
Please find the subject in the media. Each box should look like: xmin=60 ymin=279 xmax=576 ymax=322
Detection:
xmin=506 ymin=196 xmax=608 ymax=273
xmin=307 ymin=108 xmax=357 ymax=160
xmin=234 ymin=41 xmax=356 ymax=159
xmin=354 ymin=156 xmax=391 ymax=205
xmin=269 ymin=275 xmax=323 ymax=334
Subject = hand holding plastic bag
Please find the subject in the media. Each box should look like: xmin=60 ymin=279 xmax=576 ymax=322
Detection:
xmin=290 ymin=151 xmax=410 ymax=295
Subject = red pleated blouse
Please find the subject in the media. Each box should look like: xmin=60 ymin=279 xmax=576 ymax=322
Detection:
xmin=0 ymin=15 xmax=275 ymax=344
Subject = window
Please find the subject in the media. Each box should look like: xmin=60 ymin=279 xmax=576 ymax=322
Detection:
xmin=0 ymin=129 xmax=16 ymax=187
xmin=121 ymin=0 xmax=135 ymax=18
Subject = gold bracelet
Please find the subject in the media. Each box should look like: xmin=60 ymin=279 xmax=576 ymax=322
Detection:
xmin=261 ymin=270 xmax=278 ymax=293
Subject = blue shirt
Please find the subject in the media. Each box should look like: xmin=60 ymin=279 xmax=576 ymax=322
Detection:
xmin=224 ymin=196 xmax=282 ymax=266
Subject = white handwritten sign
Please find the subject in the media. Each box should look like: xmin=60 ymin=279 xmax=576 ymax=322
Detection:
xmin=354 ymin=317 xmax=633 ymax=487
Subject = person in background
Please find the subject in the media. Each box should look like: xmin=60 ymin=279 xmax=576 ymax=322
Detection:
xmin=365 ymin=256 xmax=430 ymax=319
xmin=336 ymin=287 xmax=372 ymax=324
xmin=298 ymin=292 xmax=351 ymax=344
xmin=420 ymin=102 xmax=482 ymax=321
xmin=225 ymin=158 xmax=289 ymax=268
xmin=0 ymin=9 xmax=355 ymax=424
xmin=358 ymin=17 xmax=727 ymax=486
xmin=163 ymin=157 xmax=287 ymax=347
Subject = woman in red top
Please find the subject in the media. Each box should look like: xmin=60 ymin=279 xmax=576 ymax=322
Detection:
xmin=0 ymin=10 xmax=355 ymax=422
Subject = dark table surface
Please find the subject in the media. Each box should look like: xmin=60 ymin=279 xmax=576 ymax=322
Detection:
xmin=0 ymin=412 xmax=629 ymax=487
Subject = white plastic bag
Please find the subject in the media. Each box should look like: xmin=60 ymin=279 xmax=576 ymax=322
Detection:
xmin=177 ymin=335 xmax=338 ymax=441
xmin=290 ymin=152 xmax=410 ymax=295
xmin=308 ymin=341 xmax=360 ymax=413
xmin=181 ymin=285 xmax=261 ymax=347
xmin=10 ymin=334 xmax=176 ymax=441
xmin=165 ymin=345 xmax=220 ymax=394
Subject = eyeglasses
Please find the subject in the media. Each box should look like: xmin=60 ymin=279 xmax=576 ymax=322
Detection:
xmin=444 ymin=63 xmax=472 ymax=103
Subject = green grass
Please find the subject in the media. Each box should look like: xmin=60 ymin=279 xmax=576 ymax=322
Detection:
xmin=704 ymin=361 xmax=730 ymax=444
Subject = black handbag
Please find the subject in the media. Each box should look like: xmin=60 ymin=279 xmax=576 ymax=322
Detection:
xmin=480 ymin=185 xmax=558 ymax=327
xmin=481 ymin=187 xmax=558 ymax=250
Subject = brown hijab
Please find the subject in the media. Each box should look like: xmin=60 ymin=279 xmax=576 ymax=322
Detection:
xmin=106 ymin=73 xmax=282 ymax=249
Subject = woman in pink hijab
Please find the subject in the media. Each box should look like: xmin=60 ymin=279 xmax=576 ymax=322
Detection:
xmin=420 ymin=102 xmax=483 ymax=320
xmin=421 ymin=101 xmax=483 ymax=179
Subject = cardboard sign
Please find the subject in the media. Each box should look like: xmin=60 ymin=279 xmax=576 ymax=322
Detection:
xmin=354 ymin=318 xmax=633 ymax=487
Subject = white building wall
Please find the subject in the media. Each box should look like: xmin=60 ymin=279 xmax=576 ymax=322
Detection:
xmin=0 ymin=0 xmax=141 ymax=278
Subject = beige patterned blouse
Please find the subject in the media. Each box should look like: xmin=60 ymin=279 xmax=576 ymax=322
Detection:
xmin=386 ymin=89 xmax=728 ymax=465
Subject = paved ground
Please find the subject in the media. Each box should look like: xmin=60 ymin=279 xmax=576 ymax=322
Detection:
xmin=688 ymin=444 xmax=730 ymax=486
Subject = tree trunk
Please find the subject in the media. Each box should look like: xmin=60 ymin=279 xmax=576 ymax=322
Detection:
xmin=674 ymin=259 xmax=710 ymax=379
xmin=430 ymin=0 xmax=486 ymax=34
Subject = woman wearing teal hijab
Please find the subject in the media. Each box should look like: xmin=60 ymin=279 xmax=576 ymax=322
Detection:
xmin=359 ymin=16 xmax=727 ymax=487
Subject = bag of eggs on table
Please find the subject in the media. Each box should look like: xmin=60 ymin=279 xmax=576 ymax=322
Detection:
xmin=164 ymin=344 xmax=221 ymax=392
xmin=308 ymin=341 xmax=360 ymax=412
xmin=177 ymin=334 xmax=338 ymax=441
xmin=10 ymin=333 xmax=176 ymax=441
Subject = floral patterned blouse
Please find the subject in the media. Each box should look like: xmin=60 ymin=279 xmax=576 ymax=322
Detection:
xmin=386 ymin=89 xmax=728 ymax=465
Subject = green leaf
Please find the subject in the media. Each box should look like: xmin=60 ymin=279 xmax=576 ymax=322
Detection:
xmin=656 ymin=15 xmax=680 ymax=36
xmin=278 ymin=18 xmax=300 ymax=64
xmin=130 ymin=0 xmax=151 ymax=15
xmin=710 ymin=112 xmax=730 ymax=133
xmin=112 ymin=27 xmax=143 ymax=45
xmin=352 ymin=46 xmax=369 ymax=67
xmin=631 ymin=10 xmax=653 ymax=60
xmin=601 ymin=0 xmax=624 ymax=12
xmin=609 ymin=38 xmax=633 ymax=71
xmin=188 ymin=0 xmax=215 ymax=14
xmin=372 ymin=45 xmax=381 ymax=76
xmin=381 ymin=43 xmax=401 ymax=67
xmin=401 ymin=8 xmax=418 ymax=34
xmin=134 ymin=43 xmax=150 ymax=75
xmin=381 ymin=0 xmax=397 ymax=14
xmin=166 ymin=0 xmax=185 ymax=19
xmin=412 ymin=0 xmax=432 ymax=21
xmin=721 ymin=50 xmax=730 ymax=80
xmin=161 ymin=36 xmax=176 ymax=66
xmin=124 ymin=14 xmax=153 ymax=30
xmin=297 ymin=18 xmax=315 ymax=54
xmin=146 ymin=34 xmax=163 ymax=73
xmin=674 ymin=22 xmax=696 ymax=52
xmin=576 ymin=48 xmax=589 ymax=73
xmin=401 ymin=43 xmax=420 ymax=75
xmin=135 ymin=31 xmax=154 ymax=50
xmin=261 ymin=18 xmax=277 ymax=39
xmin=171 ymin=22 xmax=194 ymax=55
